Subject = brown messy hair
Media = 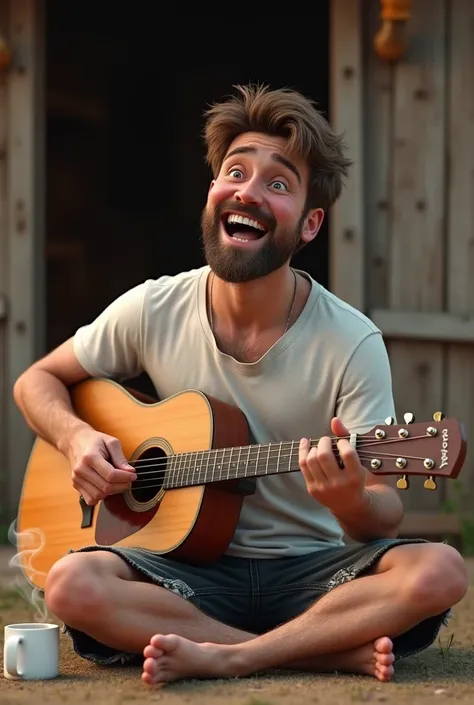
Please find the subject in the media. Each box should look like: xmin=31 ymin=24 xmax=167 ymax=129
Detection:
xmin=203 ymin=84 xmax=352 ymax=212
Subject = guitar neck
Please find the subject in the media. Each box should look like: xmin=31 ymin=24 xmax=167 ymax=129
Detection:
xmin=164 ymin=440 xmax=317 ymax=489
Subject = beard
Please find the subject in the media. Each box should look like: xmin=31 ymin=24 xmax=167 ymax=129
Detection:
xmin=200 ymin=199 xmax=305 ymax=284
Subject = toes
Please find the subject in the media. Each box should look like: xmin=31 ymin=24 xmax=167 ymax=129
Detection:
xmin=143 ymin=645 xmax=163 ymax=659
xmin=375 ymin=663 xmax=394 ymax=682
xmin=143 ymin=656 xmax=159 ymax=677
xmin=374 ymin=636 xmax=393 ymax=654
xmin=150 ymin=633 xmax=180 ymax=652
xmin=376 ymin=652 xmax=395 ymax=666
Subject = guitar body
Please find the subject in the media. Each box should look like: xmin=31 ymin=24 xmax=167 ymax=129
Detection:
xmin=17 ymin=379 xmax=250 ymax=590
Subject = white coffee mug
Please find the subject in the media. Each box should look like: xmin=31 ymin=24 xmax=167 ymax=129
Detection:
xmin=3 ymin=623 xmax=59 ymax=680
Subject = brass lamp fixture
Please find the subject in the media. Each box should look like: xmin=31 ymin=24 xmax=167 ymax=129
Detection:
xmin=374 ymin=0 xmax=412 ymax=61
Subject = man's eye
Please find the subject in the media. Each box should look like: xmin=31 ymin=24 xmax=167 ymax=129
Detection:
xmin=229 ymin=169 xmax=244 ymax=179
xmin=271 ymin=181 xmax=288 ymax=191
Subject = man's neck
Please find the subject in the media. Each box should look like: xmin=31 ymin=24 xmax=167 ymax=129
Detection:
xmin=208 ymin=266 xmax=304 ymax=337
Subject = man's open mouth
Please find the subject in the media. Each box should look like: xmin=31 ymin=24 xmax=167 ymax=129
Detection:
xmin=222 ymin=213 xmax=269 ymax=242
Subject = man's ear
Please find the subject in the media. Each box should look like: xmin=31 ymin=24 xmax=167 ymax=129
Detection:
xmin=299 ymin=208 xmax=325 ymax=246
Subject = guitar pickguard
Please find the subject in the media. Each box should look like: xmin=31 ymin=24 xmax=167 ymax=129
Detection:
xmin=95 ymin=493 xmax=160 ymax=545
xmin=79 ymin=495 xmax=94 ymax=528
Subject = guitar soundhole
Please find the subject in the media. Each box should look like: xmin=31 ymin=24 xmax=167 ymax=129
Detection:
xmin=131 ymin=445 xmax=167 ymax=504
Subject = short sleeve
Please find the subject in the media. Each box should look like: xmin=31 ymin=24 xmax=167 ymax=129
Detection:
xmin=336 ymin=332 xmax=396 ymax=434
xmin=73 ymin=282 xmax=147 ymax=381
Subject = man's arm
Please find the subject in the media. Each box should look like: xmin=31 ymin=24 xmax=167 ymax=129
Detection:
xmin=14 ymin=338 xmax=93 ymax=455
xmin=14 ymin=282 xmax=147 ymax=504
xmin=300 ymin=331 xmax=404 ymax=542
xmin=14 ymin=280 xmax=145 ymax=453
xmin=330 ymin=463 xmax=404 ymax=543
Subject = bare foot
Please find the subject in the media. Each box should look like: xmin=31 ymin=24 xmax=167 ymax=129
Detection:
xmin=292 ymin=636 xmax=395 ymax=682
xmin=141 ymin=634 xmax=240 ymax=685
xmin=141 ymin=634 xmax=395 ymax=685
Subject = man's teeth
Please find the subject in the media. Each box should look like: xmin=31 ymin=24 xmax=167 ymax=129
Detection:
xmin=227 ymin=214 xmax=266 ymax=232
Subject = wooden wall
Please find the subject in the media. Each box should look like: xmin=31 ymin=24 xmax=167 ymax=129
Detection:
xmin=0 ymin=0 xmax=45 ymax=522
xmin=1 ymin=0 xmax=472 ymax=531
xmin=361 ymin=0 xmax=474 ymax=518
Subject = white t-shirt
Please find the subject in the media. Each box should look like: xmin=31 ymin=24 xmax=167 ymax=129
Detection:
xmin=73 ymin=266 xmax=396 ymax=558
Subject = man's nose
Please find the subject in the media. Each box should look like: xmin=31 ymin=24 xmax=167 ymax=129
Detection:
xmin=234 ymin=180 xmax=263 ymax=206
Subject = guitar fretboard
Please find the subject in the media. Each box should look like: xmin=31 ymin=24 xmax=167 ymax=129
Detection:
xmin=163 ymin=440 xmax=320 ymax=489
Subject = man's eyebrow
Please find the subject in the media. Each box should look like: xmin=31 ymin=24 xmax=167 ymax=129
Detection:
xmin=272 ymin=154 xmax=301 ymax=184
xmin=223 ymin=146 xmax=301 ymax=184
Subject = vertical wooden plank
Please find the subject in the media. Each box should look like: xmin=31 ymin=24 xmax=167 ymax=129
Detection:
xmin=6 ymin=0 xmax=45 ymax=519
xmin=363 ymin=0 xmax=394 ymax=310
xmin=388 ymin=0 xmax=447 ymax=511
xmin=0 ymin=0 xmax=10 ymax=524
xmin=329 ymin=0 xmax=365 ymax=310
xmin=446 ymin=0 xmax=474 ymax=511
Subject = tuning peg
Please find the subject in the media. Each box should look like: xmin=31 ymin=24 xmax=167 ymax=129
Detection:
xmin=433 ymin=411 xmax=445 ymax=422
xmin=396 ymin=475 xmax=409 ymax=490
xmin=403 ymin=413 xmax=415 ymax=424
xmin=385 ymin=416 xmax=395 ymax=425
xmin=424 ymin=476 xmax=437 ymax=490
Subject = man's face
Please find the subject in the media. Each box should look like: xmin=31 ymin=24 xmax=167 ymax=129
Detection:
xmin=201 ymin=132 xmax=324 ymax=283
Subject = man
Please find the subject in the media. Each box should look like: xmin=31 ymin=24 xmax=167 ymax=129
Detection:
xmin=14 ymin=84 xmax=467 ymax=685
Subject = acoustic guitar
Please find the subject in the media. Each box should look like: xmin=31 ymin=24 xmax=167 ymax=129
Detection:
xmin=16 ymin=378 xmax=466 ymax=590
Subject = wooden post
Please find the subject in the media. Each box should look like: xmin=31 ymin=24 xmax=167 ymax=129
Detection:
xmin=329 ymin=0 xmax=365 ymax=311
xmin=387 ymin=0 xmax=447 ymax=512
xmin=446 ymin=0 xmax=474 ymax=509
xmin=0 ymin=0 xmax=9 ymax=526
xmin=5 ymin=0 xmax=45 ymax=520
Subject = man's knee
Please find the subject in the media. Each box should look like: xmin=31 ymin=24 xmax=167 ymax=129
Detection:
xmin=396 ymin=543 xmax=468 ymax=612
xmin=45 ymin=551 xmax=114 ymax=625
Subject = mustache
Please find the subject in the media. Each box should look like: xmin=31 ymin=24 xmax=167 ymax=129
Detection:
xmin=215 ymin=200 xmax=276 ymax=232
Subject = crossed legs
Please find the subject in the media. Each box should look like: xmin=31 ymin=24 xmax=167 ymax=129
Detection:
xmin=44 ymin=542 xmax=467 ymax=685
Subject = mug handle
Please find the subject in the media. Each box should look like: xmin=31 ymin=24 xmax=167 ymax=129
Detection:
xmin=5 ymin=635 xmax=24 ymax=677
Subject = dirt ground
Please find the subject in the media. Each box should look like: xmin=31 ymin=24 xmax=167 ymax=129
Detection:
xmin=0 ymin=547 xmax=473 ymax=705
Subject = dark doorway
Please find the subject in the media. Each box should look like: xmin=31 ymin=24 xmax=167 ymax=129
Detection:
xmin=45 ymin=2 xmax=330 ymax=354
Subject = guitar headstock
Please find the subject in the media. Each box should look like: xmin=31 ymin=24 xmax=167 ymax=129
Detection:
xmin=357 ymin=412 xmax=466 ymax=491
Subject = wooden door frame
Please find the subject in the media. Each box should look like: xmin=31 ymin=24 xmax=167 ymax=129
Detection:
xmin=1 ymin=0 xmax=366 ymax=519
xmin=0 ymin=0 xmax=45 ymax=520
xmin=329 ymin=0 xmax=365 ymax=312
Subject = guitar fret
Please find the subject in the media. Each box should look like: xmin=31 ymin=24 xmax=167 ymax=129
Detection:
xmin=178 ymin=453 xmax=184 ymax=488
xmin=193 ymin=451 xmax=201 ymax=484
xmin=254 ymin=444 xmax=261 ymax=475
xmin=187 ymin=452 xmax=194 ymax=486
xmin=237 ymin=446 xmax=242 ymax=478
xmin=265 ymin=444 xmax=270 ymax=474
xmin=217 ymin=448 xmax=224 ymax=481
xmin=227 ymin=447 xmax=233 ymax=480
xmin=211 ymin=449 xmax=217 ymax=482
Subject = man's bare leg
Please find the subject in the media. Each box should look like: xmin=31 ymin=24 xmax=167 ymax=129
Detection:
xmin=45 ymin=550 xmax=394 ymax=680
xmin=44 ymin=551 xmax=247 ymax=650
xmin=141 ymin=543 xmax=468 ymax=685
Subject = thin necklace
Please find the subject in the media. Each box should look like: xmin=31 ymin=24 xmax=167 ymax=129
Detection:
xmin=208 ymin=268 xmax=298 ymax=336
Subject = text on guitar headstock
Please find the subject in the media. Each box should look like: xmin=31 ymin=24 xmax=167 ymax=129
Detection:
xmin=357 ymin=412 xmax=466 ymax=491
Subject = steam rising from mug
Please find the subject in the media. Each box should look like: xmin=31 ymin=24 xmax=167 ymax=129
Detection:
xmin=8 ymin=520 xmax=50 ymax=624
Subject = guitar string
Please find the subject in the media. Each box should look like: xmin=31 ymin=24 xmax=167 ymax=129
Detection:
xmin=130 ymin=450 xmax=440 ymax=492
xmin=125 ymin=445 xmax=442 ymax=491
xmin=130 ymin=448 xmax=434 ymax=482
xmin=127 ymin=433 xmax=437 ymax=469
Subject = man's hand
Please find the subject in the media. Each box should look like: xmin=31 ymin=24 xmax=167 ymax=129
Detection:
xmin=66 ymin=428 xmax=137 ymax=506
xmin=299 ymin=417 xmax=368 ymax=513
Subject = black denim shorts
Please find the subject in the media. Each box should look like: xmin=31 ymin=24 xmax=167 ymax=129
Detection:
xmin=64 ymin=538 xmax=450 ymax=667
